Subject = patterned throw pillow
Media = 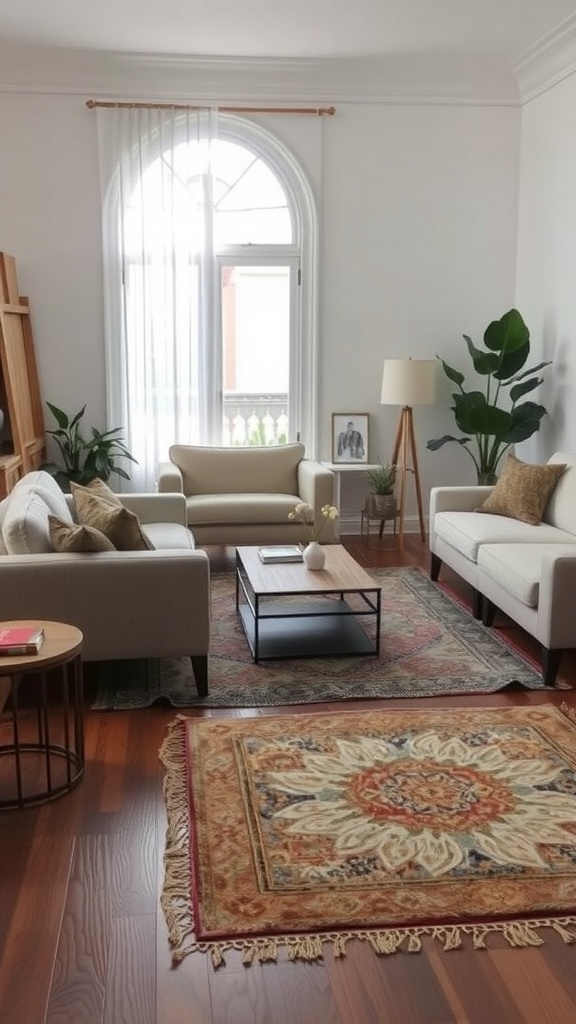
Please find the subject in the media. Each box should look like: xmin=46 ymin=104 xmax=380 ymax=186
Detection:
xmin=478 ymin=454 xmax=567 ymax=525
xmin=71 ymin=483 xmax=151 ymax=550
xmin=48 ymin=515 xmax=116 ymax=553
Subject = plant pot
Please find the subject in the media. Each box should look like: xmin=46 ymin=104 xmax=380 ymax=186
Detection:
xmin=302 ymin=541 xmax=326 ymax=570
xmin=366 ymin=493 xmax=397 ymax=520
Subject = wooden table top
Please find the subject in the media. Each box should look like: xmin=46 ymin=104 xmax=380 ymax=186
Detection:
xmin=236 ymin=544 xmax=379 ymax=596
xmin=0 ymin=620 xmax=83 ymax=675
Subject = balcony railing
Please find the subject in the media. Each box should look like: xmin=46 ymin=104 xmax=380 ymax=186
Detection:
xmin=223 ymin=392 xmax=288 ymax=446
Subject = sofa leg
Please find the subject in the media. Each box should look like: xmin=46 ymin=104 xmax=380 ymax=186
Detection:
xmin=481 ymin=598 xmax=495 ymax=627
xmin=191 ymin=656 xmax=208 ymax=697
xmin=430 ymin=553 xmax=442 ymax=581
xmin=542 ymin=648 xmax=561 ymax=688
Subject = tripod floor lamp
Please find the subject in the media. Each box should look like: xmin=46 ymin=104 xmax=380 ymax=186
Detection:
xmin=380 ymin=359 xmax=437 ymax=543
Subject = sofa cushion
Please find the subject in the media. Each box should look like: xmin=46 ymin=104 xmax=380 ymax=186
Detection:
xmin=48 ymin=515 xmax=116 ymax=553
xmin=186 ymin=492 xmax=302 ymax=526
xmin=477 ymin=454 xmax=566 ymax=525
xmin=141 ymin=522 xmax=194 ymax=550
xmin=2 ymin=487 xmax=53 ymax=554
xmin=433 ymin=511 xmax=575 ymax=564
xmin=543 ymin=452 xmax=576 ymax=534
xmin=72 ymin=483 xmax=151 ymax=551
xmin=478 ymin=543 xmax=576 ymax=608
xmin=169 ymin=443 xmax=305 ymax=496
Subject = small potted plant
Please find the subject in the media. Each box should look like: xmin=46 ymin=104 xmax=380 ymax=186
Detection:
xmin=365 ymin=462 xmax=397 ymax=519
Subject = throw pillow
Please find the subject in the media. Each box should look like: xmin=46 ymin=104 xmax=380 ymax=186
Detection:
xmin=83 ymin=477 xmax=123 ymax=506
xmin=71 ymin=483 xmax=151 ymax=550
xmin=48 ymin=515 xmax=116 ymax=553
xmin=477 ymin=454 xmax=567 ymax=525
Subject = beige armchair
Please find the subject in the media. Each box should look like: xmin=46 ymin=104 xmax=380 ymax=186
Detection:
xmin=157 ymin=443 xmax=336 ymax=546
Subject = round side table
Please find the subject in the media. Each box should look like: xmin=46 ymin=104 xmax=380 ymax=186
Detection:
xmin=0 ymin=620 xmax=84 ymax=810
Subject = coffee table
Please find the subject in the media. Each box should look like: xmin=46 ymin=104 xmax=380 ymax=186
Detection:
xmin=235 ymin=545 xmax=381 ymax=663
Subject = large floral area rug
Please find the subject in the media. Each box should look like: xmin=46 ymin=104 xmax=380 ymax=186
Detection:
xmin=94 ymin=567 xmax=542 ymax=709
xmin=160 ymin=704 xmax=576 ymax=968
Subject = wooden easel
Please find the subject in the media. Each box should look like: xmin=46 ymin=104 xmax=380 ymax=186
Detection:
xmin=391 ymin=405 xmax=426 ymax=544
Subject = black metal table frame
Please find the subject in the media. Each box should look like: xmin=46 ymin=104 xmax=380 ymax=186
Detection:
xmin=235 ymin=551 xmax=381 ymax=664
xmin=0 ymin=653 xmax=84 ymax=810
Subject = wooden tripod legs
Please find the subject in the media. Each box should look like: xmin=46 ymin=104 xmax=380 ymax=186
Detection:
xmin=391 ymin=405 xmax=426 ymax=544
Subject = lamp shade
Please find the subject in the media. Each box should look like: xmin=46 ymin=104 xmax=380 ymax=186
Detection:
xmin=380 ymin=359 xmax=437 ymax=407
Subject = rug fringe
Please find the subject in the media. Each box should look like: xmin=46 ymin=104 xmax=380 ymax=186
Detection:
xmin=162 ymin=918 xmax=576 ymax=969
xmin=159 ymin=716 xmax=197 ymax=960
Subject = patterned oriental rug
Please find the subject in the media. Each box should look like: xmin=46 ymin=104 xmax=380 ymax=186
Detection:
xmin=160 ymin=704 xmax=576 ymax=968
xmin=94 ymin=567 xmax=542 ymax=709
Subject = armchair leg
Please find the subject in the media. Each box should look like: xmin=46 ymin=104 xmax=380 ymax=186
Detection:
xmin=472 ymin=589 xmax=483 ymax=620
xmin=191 ymin=656 xmax=208 ymax=697
xmin=430 ymin=553 xmax=442 ymax=581
xmin=542 ymin=648 xmax=561 ymax=688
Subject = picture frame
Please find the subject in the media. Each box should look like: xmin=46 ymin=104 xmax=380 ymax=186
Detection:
xmin=332 ymin=413 xmax=369 ymax=464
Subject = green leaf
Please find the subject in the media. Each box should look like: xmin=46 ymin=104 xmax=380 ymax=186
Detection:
xmin=426 ymin=435 xmax=471 ymax=452
xmin=439 ymin=360 xmax=465 ymax=387
xmin=46 ymin=402 xmax=71 ymax=430
xmin=452 ymin=391 xmax=512 ymax=438
xmin=509 ymin=376 xmax=542 ymax=402
xmin=463 ymin=336 xmax=500 ymax=376
xmin=483 ymin=308 xmax=529 ymax=355
xmin=512 ymin=360 xmax=552 ymax=382
xmin=502 ymin=402 xmax=548 ymax=443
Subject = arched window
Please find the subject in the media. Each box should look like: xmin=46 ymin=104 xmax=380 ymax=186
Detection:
xmin=98 ymin=108 xmax=318 ymax=490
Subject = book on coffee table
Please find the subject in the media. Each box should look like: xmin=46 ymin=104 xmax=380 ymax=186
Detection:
xmin=258 ymin=545 xmax=303 ymax=564
xmin=0 ymin=624 xmax=45 ymax=656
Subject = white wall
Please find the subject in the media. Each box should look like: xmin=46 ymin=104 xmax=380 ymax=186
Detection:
xmin=0 ymin=81 xmax=521 ymax=525
xmin=516 ymin=73 xmax=576 ymax=464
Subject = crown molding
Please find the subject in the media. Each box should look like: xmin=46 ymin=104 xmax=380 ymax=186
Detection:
xmin=0 ymin=45 xmax=520 ymax=106
xmin=514 ymin=12 xmax=576 ymax=102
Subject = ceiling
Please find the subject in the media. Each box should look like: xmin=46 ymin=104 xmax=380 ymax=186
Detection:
xmin=0 ymin=0 xmax=575 ymax=62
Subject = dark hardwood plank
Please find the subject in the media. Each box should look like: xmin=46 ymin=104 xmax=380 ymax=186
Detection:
xmin=45 ymin=834 xmax=112 ymax=1024
xmin=0 ymin=835 xmax=75 ymax=1024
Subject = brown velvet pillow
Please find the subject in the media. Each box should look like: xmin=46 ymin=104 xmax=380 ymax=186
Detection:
xmin=48 ymin=515 xmax=116 ymax=553
xmin=478 ymin=454 xmax=566 ymax=525
xmin=71 ymin=483 xmax=150 ymax=551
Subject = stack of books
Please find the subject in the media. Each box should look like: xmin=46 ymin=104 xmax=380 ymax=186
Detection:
xmin=258 ymin=545 xmax=303 ymax=564
xmin=0 ymin=625 xmax=45 ymax=656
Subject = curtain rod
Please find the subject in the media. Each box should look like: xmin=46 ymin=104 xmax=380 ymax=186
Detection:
xmin=86 ymin=99 xmax=335 ymax=116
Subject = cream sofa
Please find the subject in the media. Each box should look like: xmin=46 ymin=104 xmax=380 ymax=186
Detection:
xmin=0 ymin=471 xmax=211 ymax=695
xmin=157 ymin=443 xmax=336 ymax=546
xmin=429 ymin=451 xmax=576 ymax=686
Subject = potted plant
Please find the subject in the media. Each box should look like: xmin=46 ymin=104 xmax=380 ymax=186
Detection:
xmin=427 ymin=308 xmax=551 ymax=484
xmin=42 ymin=402 xmax=137 ymax=490
xmin=365 ymin=462 xmax=397 ymax=519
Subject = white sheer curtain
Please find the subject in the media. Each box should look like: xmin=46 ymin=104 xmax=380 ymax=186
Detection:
xmin=96 ymin=106 xmax=219 ymax=491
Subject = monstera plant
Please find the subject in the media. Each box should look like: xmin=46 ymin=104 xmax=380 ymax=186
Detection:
xmin=427 ymin=308 xmax=551 ymax=484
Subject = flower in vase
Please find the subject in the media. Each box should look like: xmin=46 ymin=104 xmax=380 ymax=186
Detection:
xmin=287 ymin=502 xmax=339 ymax=544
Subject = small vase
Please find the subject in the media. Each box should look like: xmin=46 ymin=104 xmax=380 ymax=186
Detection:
xmin=302 ymin=541 xmax=326 ymax=570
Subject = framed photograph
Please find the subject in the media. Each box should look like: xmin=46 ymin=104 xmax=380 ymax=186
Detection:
xmin=332 ymin=413 xmax=369 ymax=464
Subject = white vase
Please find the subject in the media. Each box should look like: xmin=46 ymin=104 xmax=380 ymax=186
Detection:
xmin=302 ymin=541 xmax=326 ymax=570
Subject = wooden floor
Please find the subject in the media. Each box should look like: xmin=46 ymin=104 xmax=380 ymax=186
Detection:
xmin=2 ymin=536 xmax=576 ymax=1024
